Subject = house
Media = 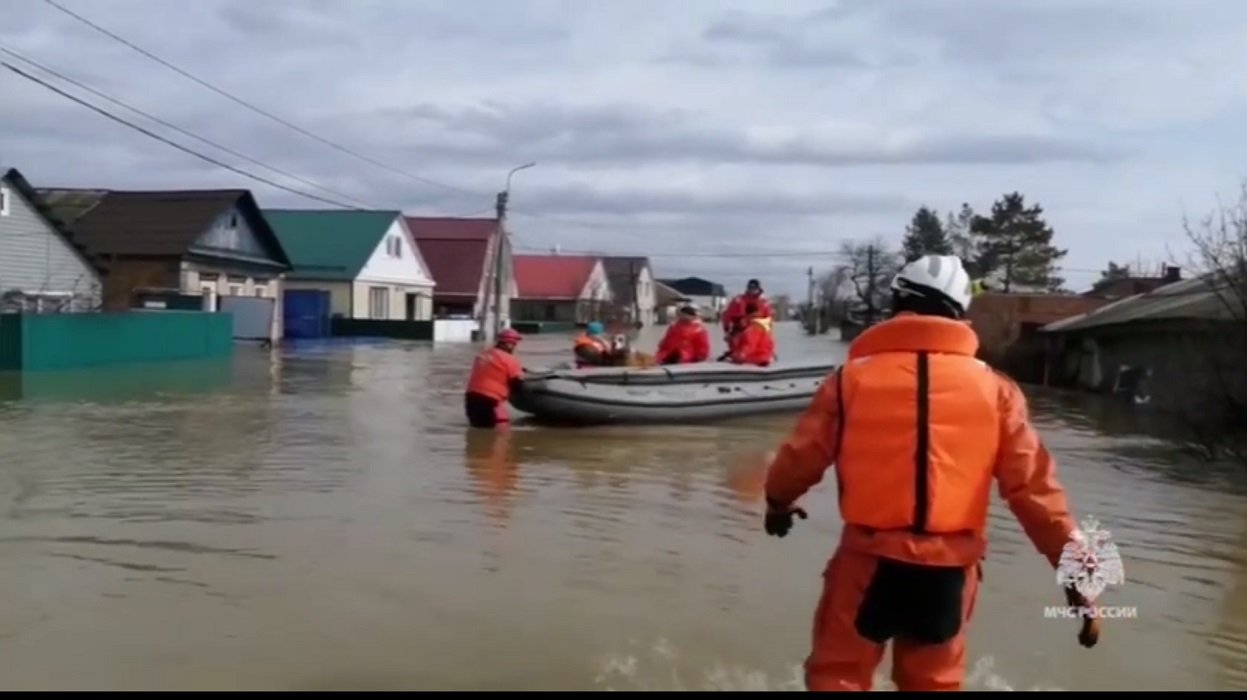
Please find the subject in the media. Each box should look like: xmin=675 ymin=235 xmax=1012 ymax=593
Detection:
xmin=35 ymin=187 xmax=291 ymax=342
xmin=265 ymin=209 xmax=436 ymax=323
xmin=1083 ymin=266 xmax=1181 ymax=300
xmin=658 ymin=276 xmax=727 ymax=321
xmin=407 ymin=217 xmax=515 ymax=332
xmin=966 ymin=292 xmax=1110 ymax=382
xmin=0 ymin=168 xmax=102 ymax=312
xmin=601 ymin=256 xmax=657 ymax=327
xmin=511 ymin=255 xmax=612 ymax=324
xmin=654 ymin=280 xmax=691 ymax=324
xmin=1040 ymin=272 xmax=1245 ymax=413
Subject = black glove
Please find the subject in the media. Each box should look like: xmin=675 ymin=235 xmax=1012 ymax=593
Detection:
xmin=1065 ymin=586 xmax=1100 ymax=648
xmin=764 ymin=501 xmax=808 ymax=538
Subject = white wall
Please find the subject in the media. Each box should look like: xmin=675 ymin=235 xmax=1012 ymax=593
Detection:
xmin=579 ymin=260 xmax=614 ymax=304
xmin=434 ymin=318 xmax=477 ymax=342
xmin=181 ymin=263 xmax=285 ymax=341
xmin=354 ymin=217 xmax=436 ymax=320
xmin=0 ymin=177 xmax=102 ymax=311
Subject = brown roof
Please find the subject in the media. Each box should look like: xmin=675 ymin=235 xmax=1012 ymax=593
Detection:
xmin=34 ymin=188 xmax=289 ymax=265
xmin=406 ymin=216 xmax=499 ymax=301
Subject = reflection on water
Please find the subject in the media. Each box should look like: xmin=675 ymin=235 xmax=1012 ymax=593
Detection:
xmin=0 ymin=322 xmax=1245 ymax=690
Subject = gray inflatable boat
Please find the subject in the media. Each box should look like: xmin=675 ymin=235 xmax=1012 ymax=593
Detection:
xmin=509 ymin=360 xmax=838 ymax=426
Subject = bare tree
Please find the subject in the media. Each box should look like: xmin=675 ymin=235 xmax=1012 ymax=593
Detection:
xmin=838 ymin=237 xmax=903 ymax=325
xmin=1175 ymin=185 xmax=1247 ymax=464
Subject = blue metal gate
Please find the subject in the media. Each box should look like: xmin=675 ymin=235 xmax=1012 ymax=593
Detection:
xmin=283 ymin=289 xmax=331 ymax=339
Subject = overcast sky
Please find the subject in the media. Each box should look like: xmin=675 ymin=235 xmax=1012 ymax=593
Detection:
xmin=4 ymin=0 xmax=1247 ymax=297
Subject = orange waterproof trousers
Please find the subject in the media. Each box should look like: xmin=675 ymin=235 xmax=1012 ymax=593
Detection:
xmin=805 ymin=547 xmax=981 ymax=692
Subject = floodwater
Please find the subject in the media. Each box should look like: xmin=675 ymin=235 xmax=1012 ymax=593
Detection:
xmin=1 ymin=321 xmax=1246 ymax=691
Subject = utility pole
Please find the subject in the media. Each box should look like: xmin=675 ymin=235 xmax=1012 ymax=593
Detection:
xmin=486 ymin=162 xmax=536 ymax=342
xmin=628 ymin=260 xmax=640 ymax=327
xmin=864 ymin=245 xmax=878 ymax=325
xmin=806 ymin=266 xmax=815 ymax=335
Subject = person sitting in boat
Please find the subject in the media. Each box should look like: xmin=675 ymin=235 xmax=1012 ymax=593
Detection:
xmin=728 ymin=303 xmax=775 ymax=366
xmin=722 ymin=278 xmax=773 ymax=343
xmin=573 ymin=322 xmax=616 ymax=368
xmin=760 ymin=254 xmax=1095 ymax=692
xmin=464 ymin=328 xmax=525 ymax=430
xmin=656 ymin=305 xmax=711 ymax=365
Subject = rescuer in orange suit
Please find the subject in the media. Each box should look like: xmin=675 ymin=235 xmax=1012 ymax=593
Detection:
xmin=722 ymin=278 xmax=773 ymax=341
xmin=762 ymin=254 xmax=1099 ymax=692
xmin=728 ymin=303 xmax=775 ymax=366
xmin=656 ymin=305 xmax=712 ymax=365
xmin=464 ymin=328 xmax=525 ymax=429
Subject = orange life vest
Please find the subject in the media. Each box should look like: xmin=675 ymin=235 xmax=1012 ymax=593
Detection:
xmin=573 ymin=334 xmax=612 ymax=367
xmin=466 ymin=347 xmax=523 ymax=401
xmin=835 ymin=314 xmax=1001 ymax=535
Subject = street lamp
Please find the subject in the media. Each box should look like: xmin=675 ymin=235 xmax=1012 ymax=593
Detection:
xmin=491 ymin=162 xmax=537 ymax=340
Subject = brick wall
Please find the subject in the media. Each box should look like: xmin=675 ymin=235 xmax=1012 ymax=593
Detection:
xmin=968 ymin=293 xmax=1110 ymax=380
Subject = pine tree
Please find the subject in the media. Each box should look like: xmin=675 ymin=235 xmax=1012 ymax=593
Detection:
xmin=971 ymin=192 xmax=1067 ymax=292
xmin=901 ymin=206 xmax=953 ymax=262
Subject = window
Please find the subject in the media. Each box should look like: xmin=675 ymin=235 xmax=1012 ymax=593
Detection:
xmin=229 ymin=285 xmax=242 ymax=296
xmin=385 ymin=236 xmax=403 ymax=258
xmin=369 ymin=286 xmax=390 ymax=319
xmin=0 ymin=186 xmax=9 ymax=216
xmin=254 ymin=286 xmax=267 ymax=298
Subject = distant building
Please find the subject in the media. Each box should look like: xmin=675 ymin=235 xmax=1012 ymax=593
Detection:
xmin=601 ymin=256 xmax=656 ymax=327
xmin=0 ymin=168 xmax=102 ymax=312
xmin=657 ymin=276 xmax=727 ymax=321
xmin=266 ymin=209 xmax=436 ymax=321
xmin=35 ymin=186 xmax=291 ymax=342
xmin=511 ymin=255 xmax=612 ymax=324
xmin=967 ymin=292 xmax=1111 ymax=383
xmin=1083 ymin=266 xmax=1181 ymax=300
xmin=654 ymin=280 xmax=691 ymax=324
xmin=407 ymin=217 xmax=515 ymax=331
xmin=1041 ymin=272 xmax=1244 ymax=412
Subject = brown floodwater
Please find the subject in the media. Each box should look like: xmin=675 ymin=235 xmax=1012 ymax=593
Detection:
xmin=0 ymin=321 xmax=1245 ymax=690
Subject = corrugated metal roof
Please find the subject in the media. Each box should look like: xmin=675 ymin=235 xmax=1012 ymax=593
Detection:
xmin=265 ymin=209 xmax=399 ymax=281
xmin=514 ymin=255 xmax=599 ymax=299
xmin=1042 ymin=274 xmax=1240 ymax=333
xmin=406 ymin=217 xmax=498 ymax=301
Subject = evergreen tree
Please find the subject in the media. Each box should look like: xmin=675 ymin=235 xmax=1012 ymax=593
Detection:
xmin=901 ymin=206 xmax=953 ymax=261
xmin=970 ymin=192 xmax=1067 ymax=292
xmin=1100 ymin=261 xmax=1132 ymax=280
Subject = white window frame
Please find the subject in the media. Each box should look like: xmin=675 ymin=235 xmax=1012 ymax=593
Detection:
xmin=369 ymin=286 xmax=390 ymax=319
xmin=0 ymin=186 xmax=10 ymax=216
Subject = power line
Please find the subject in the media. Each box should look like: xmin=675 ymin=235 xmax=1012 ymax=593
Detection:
xmin=40 ymin=0 xmax=488 ymax=198
xmin=1 ymin=60 xmax=363 ymax=209
xmin=0 ymin=44 xmax=376 ymax=210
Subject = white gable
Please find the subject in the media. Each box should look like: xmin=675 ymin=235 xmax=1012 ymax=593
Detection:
xmin=357 ymin=216 xmax=437 ymax=286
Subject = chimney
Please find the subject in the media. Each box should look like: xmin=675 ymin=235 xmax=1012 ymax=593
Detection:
xmin=1163 ymin=266 xmax=1181 ymax=283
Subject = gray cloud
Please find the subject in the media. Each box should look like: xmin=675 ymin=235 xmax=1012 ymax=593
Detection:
xmin=2 ymin=0 xmax=1244 ymax=297
xmin=329 ymin=101 xmax=1119 ymax=169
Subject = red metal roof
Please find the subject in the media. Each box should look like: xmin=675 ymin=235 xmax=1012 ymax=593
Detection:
xmin=514 ymin=255 xmax=599 ymax=300
xmin=406 ymin=217 xmax=498 ymax=300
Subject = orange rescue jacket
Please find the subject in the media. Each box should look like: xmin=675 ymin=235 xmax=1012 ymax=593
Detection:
xmin=466 ymin=347 xmax=524 ymax=401
xmin=730 ymin=318 xmax=775 ymax=366
xmin=657 ymin=320 xmax=712 ymax=364
xmin=574 ymin=334 xmax=612 ymax=367
xmin=763 ymin=313 xmax=1076 ymax=568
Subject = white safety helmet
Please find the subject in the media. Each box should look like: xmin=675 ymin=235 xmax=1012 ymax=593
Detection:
xmin=890 ymin=255 xmax=974 ymax=317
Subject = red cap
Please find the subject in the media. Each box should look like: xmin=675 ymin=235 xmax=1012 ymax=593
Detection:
xmin=498 ymin=328 xmax=522 ymax=344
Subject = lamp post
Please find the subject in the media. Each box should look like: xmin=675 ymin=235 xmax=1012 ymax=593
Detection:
xmin=490 ymin=161 xmax=536 ymax=340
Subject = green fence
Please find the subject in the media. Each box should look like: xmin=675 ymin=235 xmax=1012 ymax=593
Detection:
xmin=0 ymin=311 xmax=233 ymax=371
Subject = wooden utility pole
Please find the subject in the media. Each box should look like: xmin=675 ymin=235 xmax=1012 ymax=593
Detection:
xmin=864 ymin=244 xmax=878 ymax=324
xmin=806 ymin=266 xmax=816 ymax=335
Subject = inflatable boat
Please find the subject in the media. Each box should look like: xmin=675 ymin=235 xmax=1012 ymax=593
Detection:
xmin=509 ymin=360 xmax=838 ymax=426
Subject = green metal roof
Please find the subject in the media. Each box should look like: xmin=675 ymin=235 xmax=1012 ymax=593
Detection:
xmin=264 ymin=209 xmax=399 ymax=281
